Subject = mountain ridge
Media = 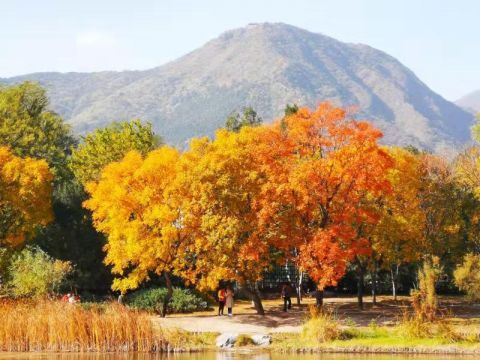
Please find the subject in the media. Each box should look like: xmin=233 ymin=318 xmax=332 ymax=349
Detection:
xmin=457 ymin=90 xmax=480 ymax=113
xmin=1 ymin=22 xmax=474 ymax=152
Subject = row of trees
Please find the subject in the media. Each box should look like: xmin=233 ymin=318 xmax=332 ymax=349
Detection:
xmin=83 ymin=102 xmax=480 ymax=314
xmin=2 ymin=81 xmax=480 ymax=315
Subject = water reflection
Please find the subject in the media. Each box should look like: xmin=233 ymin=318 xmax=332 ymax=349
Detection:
xmin=0 ymin=353 xmax=472 ymax=360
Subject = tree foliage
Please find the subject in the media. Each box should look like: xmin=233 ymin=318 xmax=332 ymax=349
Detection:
xmin=70 ymin=119 xmax=161 ymax=185
xmin=0 ymin=82 xmax=76 ymax=181
xmin=225 ymin=107 xmax=262 ymax=132
xmin=454 ymin=253 xmax=480 ymax=301
xmin=0 ymin=146 xmax=53 ymax=247
xmin=254 ymin=103 xmax=393 ymax=290
xmin=175 ymin=128 xmax=272 ymax=296
xmin=7 ymin=246 xmax=72 ymax=298
xmin=84 ymin=147 xmax=181 ymax=293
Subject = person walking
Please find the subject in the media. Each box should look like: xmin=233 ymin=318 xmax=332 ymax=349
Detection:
xmin=281 ymin=282 xmax=293 ymax=312
xmin=225 ymin=286 xmax=234 ymax=317
xmin=217 ymin=286 xmax=226 ymax=316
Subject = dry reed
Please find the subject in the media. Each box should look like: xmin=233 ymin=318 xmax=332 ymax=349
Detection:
xmin=0 ymin=300 xmax=168 ymax=352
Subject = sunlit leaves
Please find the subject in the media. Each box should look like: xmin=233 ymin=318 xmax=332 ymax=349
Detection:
xmin=0 ymin=147 xmax=53 ymax=247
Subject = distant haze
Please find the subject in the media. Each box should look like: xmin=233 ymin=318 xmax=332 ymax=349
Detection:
xmin=1 ymin=23 xmax=475 ymax=153
xmin=457 ymin=90 xmax=480 ymax=114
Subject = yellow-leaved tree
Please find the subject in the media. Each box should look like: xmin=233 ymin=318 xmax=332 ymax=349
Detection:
xmin=369 ymin=147 xmax=425 ymax=300
xmin=0 ymin=146 xmax=53 ymax=248
xmin=84 ymin=146 xmax=182 ymax=316
xmin=174 ymin=128 xmax=272 ymax=315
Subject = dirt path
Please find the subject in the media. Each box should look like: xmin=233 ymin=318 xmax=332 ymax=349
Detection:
xmin=155 ymin=310 xmax=304 ymax=334
xmin=153 ymin=296 xmax=417 ymax=334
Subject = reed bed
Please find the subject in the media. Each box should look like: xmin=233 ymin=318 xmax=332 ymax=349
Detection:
xmin=0 ymin=300 xmax=168 ymax=352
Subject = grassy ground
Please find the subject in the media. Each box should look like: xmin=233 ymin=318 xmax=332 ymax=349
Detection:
xmin=156 ymin=295 xmax=480 ymax=353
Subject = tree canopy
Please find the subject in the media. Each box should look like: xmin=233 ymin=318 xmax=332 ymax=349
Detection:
xmin=70 ymin=119 xmax=161 ymax=186
xmin=225 ymin=107 xmax=262 ymax=132
xmin=0 ymin=82 xmax=76 ymax=182
xmin=0 ymin=147 xmax=53 ymax=247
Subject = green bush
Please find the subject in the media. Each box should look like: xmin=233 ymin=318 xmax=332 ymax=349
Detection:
xmin=127 ymin=287 xmax=208 ymax=314
xmin=7 ymin=246 xmax=72 ymax=298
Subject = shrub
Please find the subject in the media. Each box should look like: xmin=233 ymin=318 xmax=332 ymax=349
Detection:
xmin=301 ymin=306 xmax=342 ymax=343
xmin=397 ymin=312 xmax=433 ymax=339
xmin=7 ymin=246 xmax=72 ymax=298
xmin=127 ymin=287 xmax=208 ymax=314
xmin=411 ymin=257 xmax=441 ymax=322
xmin=454 ymin=253 xmax=480 ymax=301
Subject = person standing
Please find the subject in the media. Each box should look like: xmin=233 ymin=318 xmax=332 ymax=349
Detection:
xmin=225 ymin=286 xmax=234 ymax=317
xmin=217 ymin=286 xmax=226 ymax=316
xmin=281 ymin=283 xmax=293 ymax=312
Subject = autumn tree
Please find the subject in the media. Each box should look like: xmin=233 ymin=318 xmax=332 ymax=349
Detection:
xmin=70 ymin=119 xmax=161 ymax=186
xmin=368 ymin=147 xmax=425 ymax=301
xmin=254 ymin=103 xmax=393 ymax=306
xmin=84 ymin=147 xmax=181 ymax=316
xmin=225 ymin=107 xmax=262 ymax=132
xmin=418 ymin=154 xmax=468 ymax=260
xmin=174 ymin=128 xmax=273 ymax=315
xmin=455 ymin=146 xmax=480 ymax=198
xmin=0 ymin=147 xmax=53 ymax=247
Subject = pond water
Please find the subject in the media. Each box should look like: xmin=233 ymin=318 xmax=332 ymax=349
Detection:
xmin=0 ymin=353 xmax=474 ymax=360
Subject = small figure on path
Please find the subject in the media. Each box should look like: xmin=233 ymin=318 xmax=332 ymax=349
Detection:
xmin=225 ymin=286 xmax=234 ymax=317
xmin=118 ymin=293 xmax=125 ymax=305
xmin=281 ymin=282 xmax=293 ymax=312
xmin=217 ymin=286 xmax=226 ymax=316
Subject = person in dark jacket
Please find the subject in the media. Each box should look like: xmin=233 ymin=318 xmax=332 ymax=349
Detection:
xmin=281 ymin=282 xmax=293 ymax=312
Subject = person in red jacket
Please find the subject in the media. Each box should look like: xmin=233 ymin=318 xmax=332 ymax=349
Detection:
xmin=218 ymin=286 xmax=226 ymax=316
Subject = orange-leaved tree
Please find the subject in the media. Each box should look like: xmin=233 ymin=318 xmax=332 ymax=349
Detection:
xmin=84 ymin=146 xmax=182 ymax=316
xmin=173 ymin=128 xmax=274 ymax=315
xmin=254 ymin=103 xmax=393 ymax=303
xmin=0 ymin=146 xmax=53 ymax=248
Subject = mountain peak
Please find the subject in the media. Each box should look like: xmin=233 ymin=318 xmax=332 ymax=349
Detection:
xmin=2 ymin=23 xmax=474 ymax=152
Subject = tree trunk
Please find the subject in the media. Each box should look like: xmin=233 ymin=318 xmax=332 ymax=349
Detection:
xmin=296 ymin=271 xmax=303 ymax=305
xmin=315 ymin=288 xmax=324 ymax=308
xmin=161 ymin=272 xmax=173 ymax=318
xmin=371 ymin=261 xmax=378 ymax=305
xmin=391 ymin=264 xmax=399 ymax=301
xmin=357 ymin=265 xmax=365 ymax=309
xmin=243 ymin=283 xmax=265 ymax=315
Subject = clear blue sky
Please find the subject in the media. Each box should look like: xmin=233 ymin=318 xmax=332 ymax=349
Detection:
xmin=1 ymin=0 xmax=478 ymax=100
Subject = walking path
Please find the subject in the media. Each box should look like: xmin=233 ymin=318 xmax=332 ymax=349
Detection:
xmin=153 ymin=296 xmax=417 ymax=334
xmin=155 ymin=310 xmax=304 ymax=334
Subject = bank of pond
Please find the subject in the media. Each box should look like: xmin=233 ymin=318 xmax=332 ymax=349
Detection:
xmin=2 ymin=300 xmax=480 ymax=355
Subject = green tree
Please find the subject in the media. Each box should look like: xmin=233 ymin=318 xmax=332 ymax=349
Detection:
xmin=6 ymin=246 xmax=72 ymax=298
xmin=0 ymin=82 xmax=76 ymax=182
xmin=225 ymin=107 xmax=262 ymax=132
xmin=284 ymin=103 xmax=299 ymax=117
xmin=69 ymin=119 xmax=161 ymax=185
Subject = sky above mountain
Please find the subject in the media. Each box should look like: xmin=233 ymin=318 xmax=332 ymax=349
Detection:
xmin=1 ymin=0 xmax=478 ymax=101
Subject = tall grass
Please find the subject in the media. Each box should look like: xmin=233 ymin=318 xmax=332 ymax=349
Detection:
xmin=0 ymin=300 xmax=168 ymax=352
xmin=301 ymin=306 xmax=342 ymax=343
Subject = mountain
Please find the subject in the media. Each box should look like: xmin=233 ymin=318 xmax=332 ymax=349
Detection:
xmin=1 ymin=23 xmax=474 ymax=152
xmin=457 ymin=90 xmax=480 ymax=114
